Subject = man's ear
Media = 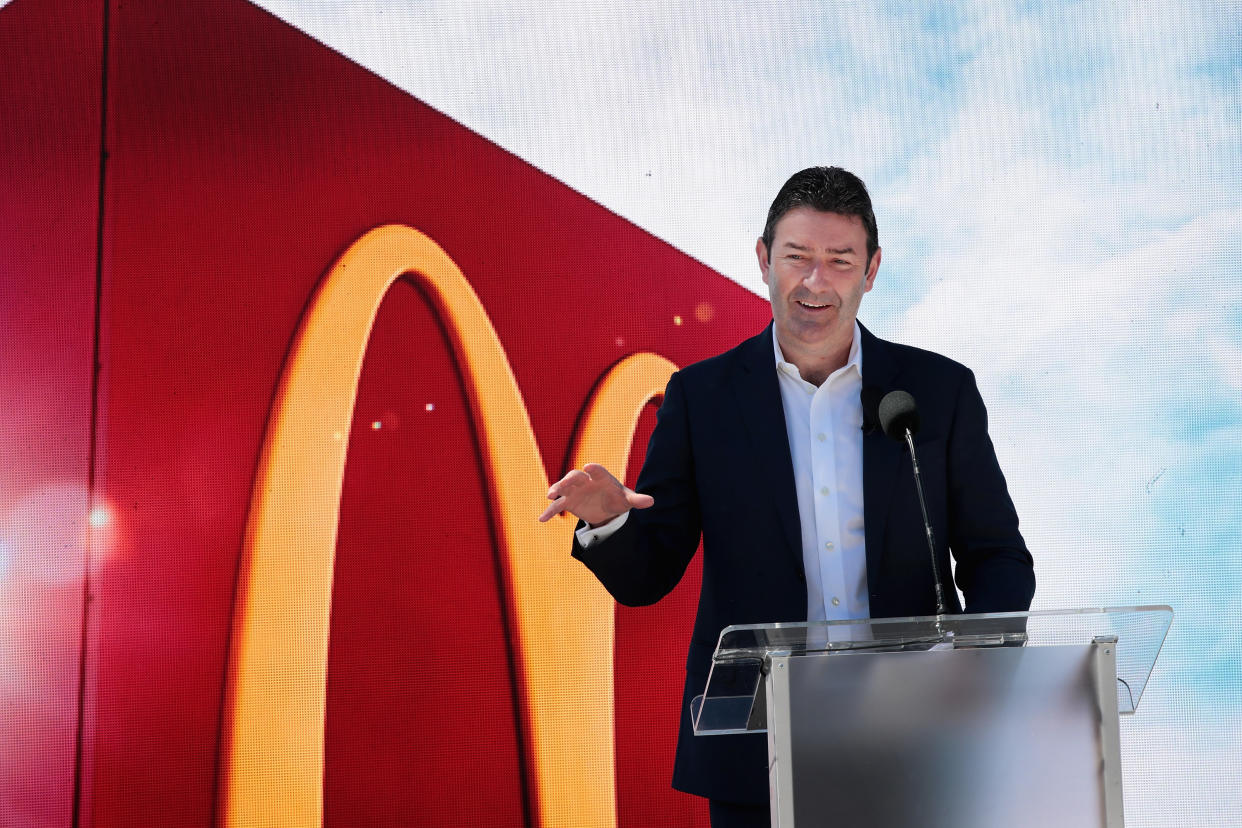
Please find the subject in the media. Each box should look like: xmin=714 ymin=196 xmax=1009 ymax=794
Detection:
xmin=756 ymin=237 xmax=771 ymax=285
xmin=864 ymin=247 xmax=882 ymax=292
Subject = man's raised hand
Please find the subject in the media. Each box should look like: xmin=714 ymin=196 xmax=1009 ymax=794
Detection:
xmin=537 ymin=462 xmax=655 ymax=525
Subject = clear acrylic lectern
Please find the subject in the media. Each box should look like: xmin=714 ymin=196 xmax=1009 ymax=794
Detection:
xmin=691 ymin=607 xmax=1171 ymax=828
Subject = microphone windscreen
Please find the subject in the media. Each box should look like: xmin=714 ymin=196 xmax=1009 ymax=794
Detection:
xmin=878 ymin=390 xmax=919 ymax=441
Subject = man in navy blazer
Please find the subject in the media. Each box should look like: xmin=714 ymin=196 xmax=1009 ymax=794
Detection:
xmin=539 ymin=167 xmax=1034 ymax=827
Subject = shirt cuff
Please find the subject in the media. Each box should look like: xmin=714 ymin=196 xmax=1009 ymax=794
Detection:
xmin=575 ymin=511 xmax=630 ymax=547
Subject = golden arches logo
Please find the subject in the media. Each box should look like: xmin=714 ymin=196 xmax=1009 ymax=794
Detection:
xmin=220 ymin=225 xmax=676 ymax=827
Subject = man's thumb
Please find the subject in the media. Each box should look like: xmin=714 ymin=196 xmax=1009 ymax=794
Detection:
xmin=627 ymin=491 xmax=655 ymax=510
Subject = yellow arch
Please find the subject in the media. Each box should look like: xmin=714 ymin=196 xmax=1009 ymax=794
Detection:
xmin=220 ymin=224 xmax=675 ymax=827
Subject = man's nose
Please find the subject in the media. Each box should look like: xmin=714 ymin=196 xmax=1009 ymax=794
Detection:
xmin=803 ymin=261 xmax=830 ymax=291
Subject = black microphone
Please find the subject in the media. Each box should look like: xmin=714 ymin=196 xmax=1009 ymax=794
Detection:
xmin=878 ymin=390 xmax=919 ymax=441
xmin=877 ymin=390 xmax=947 ymax=617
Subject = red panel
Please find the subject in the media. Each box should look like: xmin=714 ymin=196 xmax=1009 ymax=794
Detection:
xmin=0 ymin=1 xmax=103 ymax=826
xmin=325 ymin=281 xmax=527 ymax=827
xmin=76 ymin=0 xmax=773 ymax=825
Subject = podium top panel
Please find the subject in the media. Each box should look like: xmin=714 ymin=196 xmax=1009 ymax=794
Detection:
xmin=711 ymin=606 xmax=1172 ymax=716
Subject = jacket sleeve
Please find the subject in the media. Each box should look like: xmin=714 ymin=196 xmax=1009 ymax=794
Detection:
xmin=571 ymin=369 xmax=703 ymax=607
xmin=945 ymin=368 xmax=1036 ymax=614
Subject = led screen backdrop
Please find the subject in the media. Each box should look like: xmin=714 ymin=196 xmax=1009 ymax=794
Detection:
xmin=1 ymin=0 xmax=1239 ymax=826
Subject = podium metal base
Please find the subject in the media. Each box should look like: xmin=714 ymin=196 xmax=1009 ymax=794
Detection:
xmin=766 ymin=643 xmax=1123 ymax=828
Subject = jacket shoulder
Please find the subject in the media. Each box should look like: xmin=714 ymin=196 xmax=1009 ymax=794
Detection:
xmin=867 ymin=329 xmax=975 ymax=383
xmin=674 ymin=327 xmax=767 ymax=387
xmin=887 ymin=339 xmax=970 ymax=373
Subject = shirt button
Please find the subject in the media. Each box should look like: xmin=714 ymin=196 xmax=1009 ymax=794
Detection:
xmin=824 ymin=541 xmax=834 ymax=551
xmin=831 ymin=596 xmax=841 ymax=607
xmin=816 ymin=433 xmax=826 ymax=442
xmin=820 ymin=486 xmax=830 ymax=496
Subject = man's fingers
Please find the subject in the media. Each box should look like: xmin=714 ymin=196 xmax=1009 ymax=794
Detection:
xmin=537 ymin=463 xmax=639 ymax=524
xmin=546 ymin=468 xmax=590 ymax=501
xmin=537 ymin=495 xmax=568 ymax=523
xmin=582 ymin=462 xmax=618 ymax=483
xmin=627 ymin=491 xmax=655 ymax=510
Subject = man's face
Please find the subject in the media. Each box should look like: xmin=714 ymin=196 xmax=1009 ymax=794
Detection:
xmin=757 ymin=207 xmax=880 ymax=360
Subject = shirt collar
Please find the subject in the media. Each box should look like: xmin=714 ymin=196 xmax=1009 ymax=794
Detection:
xmin=771 ymin=321 xmax=864 ymax=384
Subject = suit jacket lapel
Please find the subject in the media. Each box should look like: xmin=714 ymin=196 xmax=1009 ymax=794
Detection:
xmin=732 ymin=324 xmax=803 ymax=568
xmin=860 ymin=323 xmax=903 ymax=593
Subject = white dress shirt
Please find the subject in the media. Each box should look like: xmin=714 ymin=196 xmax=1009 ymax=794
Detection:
xmin=772 ymin=324 xmax=869 ymax=622
xmin=577 ymin=323 xmax=871 ymax=622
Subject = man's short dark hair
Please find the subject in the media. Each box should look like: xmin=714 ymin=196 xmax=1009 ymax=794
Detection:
xmin=761 ymin=166 xmax=879 ymax=264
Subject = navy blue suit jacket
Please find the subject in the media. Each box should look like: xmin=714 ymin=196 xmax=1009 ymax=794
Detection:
xmin=572 ymin=322 xmax=1035 ymax=803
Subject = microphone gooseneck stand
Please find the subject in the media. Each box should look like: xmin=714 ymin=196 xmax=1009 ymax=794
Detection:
xmin=876 ymin=389 xmax=949 ymax=620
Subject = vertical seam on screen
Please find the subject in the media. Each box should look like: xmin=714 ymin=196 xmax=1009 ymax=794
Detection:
xmin=73 ymin=0 xmax=112 ymax=826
